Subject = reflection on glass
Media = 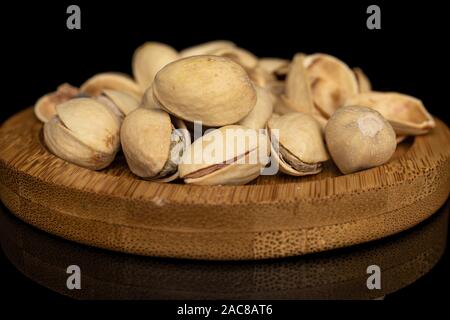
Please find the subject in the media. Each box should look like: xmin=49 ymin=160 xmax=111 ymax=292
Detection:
xmin=0 ymin=202 xmax=447 ymax=300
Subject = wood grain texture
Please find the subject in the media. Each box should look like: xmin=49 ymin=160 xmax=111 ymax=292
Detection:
xmin=0 ymin=202 xmax=447 ymax=299
xmin=0 ymin=108 xmax=449 ymax=260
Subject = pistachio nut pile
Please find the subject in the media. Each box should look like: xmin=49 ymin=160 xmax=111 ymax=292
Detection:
xmin=34 ymin=40 xmax=436 ymax=185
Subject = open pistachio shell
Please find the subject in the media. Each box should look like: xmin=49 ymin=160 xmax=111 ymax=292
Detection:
xmin=283 ymin=53 xmax=314 ymax=115
xmin=276 ymin=96 xmax=328 ymax=130
xmin=268 ymin=113 xmax=329 ymax=176
xmin=43 ymin=98 xmax=120 ymax=170
xmin=304 ymin=53 xmax=358 ymax=118
xmin=325 ymin=106 xmax=397 ymax=174
xmin=153 ymin=55 xmax=257 ymax=127
xmin=120 ymin=108 xmax=189 ymax=181
xmin=34 ymin=83 xmax=79 ymax=123
xmin=207 ymin=47 xmax=258 ymax=70
xmin=132 ymin=42 xmax=179 ymax=90
xmin=179 ymin=40 xmax=236 ymax=58
xmin=179 ymin=125 xmax=270 ymax=185
xmin=345 ymin=92 xmax=435 ymax=135
xmin=80 ymin=72 xmax=143 ymax=99
xmin=353 ymin=67 xmax=372 ymax=93
xmin=238 ymin=86 xmax=274 ymax=130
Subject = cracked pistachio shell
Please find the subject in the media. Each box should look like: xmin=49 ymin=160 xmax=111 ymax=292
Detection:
xmin=179 ymin=40 xmax=236 ymax=58
xmin=179 ymin=125 xmax=270 ymax=185
xmin=325 ymin=106 xmax=396 ymax=174
xmin=238 ymin=86 xmax=274 ymax=130
xmin=34 ymin=83 xmax=79 ymax=123
xmin=153 ymin=55 xmax=257 ymax=127
xmin=120 ymin=108 xmax=190 ymax=181
xmin=345 ymin=92 xmax=435 ymax=135
xmin=80 ymin=72 xmax=143 ymax=99
xmin=304 ymin=53 xmax=358 ymax=118
xmin=268 ymin=113 xmax=329 ymax=176
xmin=43 ymin=98 xmax=120 ymax=170
xmin=132 ymin=42 xmax=179 ymax=90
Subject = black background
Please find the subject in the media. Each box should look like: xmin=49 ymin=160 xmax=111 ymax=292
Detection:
xmin=1 ymin=0 xmax=448 ymax=124
xmin=0 ymin=0 xmax=449 ymax=309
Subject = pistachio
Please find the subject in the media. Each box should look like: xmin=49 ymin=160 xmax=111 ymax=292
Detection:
xmin=179 ymin=125 xmax=270 ymax=185
xmin=80 ymin=72 xmax=143 ymax=99
xmin=344 ymin=92 xmax=435 ymax=135
xmin=238 ymin=86 xmax=274 ymax=130
xmin=34 ymin=83 xmax=79 ymax=123
xmin=268 ymin=113 xmax=329 ymax=176
xmin=325 ymin=106 xmax=396 ymax=174
xmin=120 ymin=108 xmax=190 ymax=181
xmin=43 ymin=98 xmax=121 ymax=170
xmin=304 ymin=53 xmax=358 ymax=118
xmin=132 ymin=42 xmax=179 ymax=90
xmin=153 ymin=55 xmax=257 ymax=127
xmin=179 ymin=40 xmax=236 ymax=58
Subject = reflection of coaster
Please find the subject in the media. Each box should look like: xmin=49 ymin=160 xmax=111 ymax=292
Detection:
xmin=0 ymin=203 xmax=447 ymax=299
xmin=0 ymin=108 xmax=449 ymax=260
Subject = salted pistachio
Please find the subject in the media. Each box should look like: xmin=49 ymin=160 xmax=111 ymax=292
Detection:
xmin=34 ymin=83 xmax=79 ymax=123
xmin=96 ymin=89 xmax=140 ymax=122
xmin=353 ymin=67 xmax=372 ymax=93
xmin=268 ymin=113 xmax=329 ymax=176
xmin=120 ymin=108 xmax=190 ymax=181
xmin=258 ymin=58 xmax=290 ymax=76
xmin=153 ymin=55 xmax=257 ymax=127
xmin=44 ymin=98 xmax=120 ymax=170
xmin=179 ymin=40 xmax=236 ymax=58
xmin=132 ymin=42 xmax=179 ymax=90
xmin=238 ymin=86 xmax=274 ymax=130
xmin=325 ymin=106 xmax=396 ymax=174
xmin=304 ymin=53 xmax=358 ymax=118
xmin=80 ymin=72 xmax=143 ymax=99
xmin=179 ymin=125 xmax=270 ymax=185
xmin=345 ymin=92 xmax=435 ymax=135
xmin=207 ymin=46 xmax=258 ymax=70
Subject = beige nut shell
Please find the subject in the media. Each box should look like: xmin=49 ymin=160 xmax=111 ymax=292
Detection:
xmin=345 ymin=91 xmax=435 ymax=135
xmin=80 ymin=72 xmax=143 ymax=99
xmin=132 ymin=42 xmax=179 ymax=90
xmin=179 ymin=125 xmax=270 ymax=185
xmin=238 ymin=85 xmax=274 ymax=130
xmin=153 ymin=55 xmax=257 ymax=127
xmin=304 ymin=53 xmax=358 ymax=118
xmin=43 ymin=98 xmax=120 ymax=170
xmin=325 ymin=105 xmax=397 ymax=174
xmin=268 ymin=112 xmax=329 ymax=176
xmin=120 ymin=108 xmax=173 ymax=179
